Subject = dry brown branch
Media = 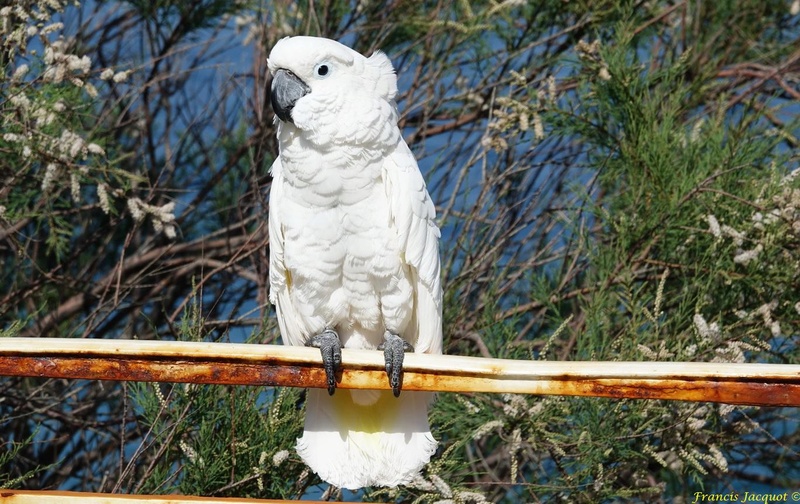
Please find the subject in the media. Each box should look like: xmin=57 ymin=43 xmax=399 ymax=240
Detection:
xmin=0 ymin=338 xmax=798 ymax=406
xmin=724 ymin=47 xmax=800 ymax=108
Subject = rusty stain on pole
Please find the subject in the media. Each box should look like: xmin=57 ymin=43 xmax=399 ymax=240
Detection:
xmin=0 ymin=338 xmax=799 ymax=406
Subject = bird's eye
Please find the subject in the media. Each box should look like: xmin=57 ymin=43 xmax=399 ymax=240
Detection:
xmin=314 ymin=63 xmax=331 ymax=78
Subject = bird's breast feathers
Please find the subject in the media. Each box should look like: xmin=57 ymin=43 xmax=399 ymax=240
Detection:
xmin=275 ymin=147 xmax=414 ymax=344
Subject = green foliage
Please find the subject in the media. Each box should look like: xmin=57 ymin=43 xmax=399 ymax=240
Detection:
xmin=126 ymin=290 xmax=306 ymax=498
xmin=457 ymin=4 xmax=800 ymax=501
xmin=129 ymin=383 xmax=305 ymax=498
xmin=0 ymin=427 xmax=53 ymax=489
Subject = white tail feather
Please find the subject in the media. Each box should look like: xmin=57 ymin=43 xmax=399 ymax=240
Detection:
xmin=296 ymin=388 xmax=436 ymax=489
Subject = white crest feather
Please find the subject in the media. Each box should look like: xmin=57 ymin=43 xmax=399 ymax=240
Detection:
xmin=367 ymin=50 xmax=398 ymax=101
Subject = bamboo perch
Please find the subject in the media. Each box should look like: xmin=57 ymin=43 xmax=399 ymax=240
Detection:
xmin=0 ymin=490 xmax=356 ymax=504
xmin=0 ymin=337 xmax=799 ymax=406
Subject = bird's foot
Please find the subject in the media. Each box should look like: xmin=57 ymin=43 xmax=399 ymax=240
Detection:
xmin=306 ymin=329 xmax=341 ymax=395
xmin=378 ymin=331 xmax=413 ymax=397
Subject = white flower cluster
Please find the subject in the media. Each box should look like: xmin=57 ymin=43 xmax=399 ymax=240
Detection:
xmin=1 ymin=0 xmax=149 ymax=235
xmin=4 ymin=124 xmax=105 ymax=202
xmin=406 ymin=474 xmax=490 ymax=504
xmin=42 ymin=38 xmax=97 ymax=96
xmin=670 ymin=439 xmax=729 ymax=476
xmin=481 ymin=72 xmax=557 ymax=152
xmin=24 ymin=129 xmax=106 ymax=205
xmin=679 ymin=118 xmax=707 ymax=148
xmin=250 ymin=449 xmax=290 ymax=491
xmin=691 ymin=312 xmax=770 ymax=364
xmin=755 ymin=301 xmax=782 ymax=337
xmin=471 ymin=419 xmax=504 ymax=440
xmin=99 ymin=67 xmax=129 ymax=83
xmin=575 ymin=39 xmax=611 ymax=81
xmin=539 ymin=313 xmax=573 ymax=360
xmin=271 ymin=449 xmax=289 ymax=467
xmin=178 ymin=440 xmax=204 ymax=468
xmin=692 ymin=313 xmax=721 ymax=343
xmin=508 ymin=426 xmax=522 ymax=481
xmin=153 ymin=383 xmax=169 ymax=409
xmin=455 ymin=394 xmax=480 ymax=414
xmin=678 ymin=447 xmax=709 ymax=475
xmin=706 ymin=214 xmax=721 ymax=239
xmin=706 ymin=168 xmax=800 ymax=267
xmin=0 ymin=1 xmax=67 ymax=55
xmin=641 ymin=401 xmax=735 ymax=477
xmin=764 ymin=173 xmax=800 ymax=234
xmin=127 ymin=198 xmax=178 ymax=238
xmin=642 ymin=444 xmax=672 ymax=469
xmin=638 ymin=301 xmax=765 ymax=479
xmin=697 ymin=170 xmax=800 ymax=355
xmin=501 ymin=392 xmax=530 ymax=418
xmin=637 ymin=341 xmax=675 ymax=359
xmin=53 ymin=129 xmax=103 ymax=161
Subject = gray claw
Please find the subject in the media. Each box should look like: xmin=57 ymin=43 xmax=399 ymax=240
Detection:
xmin=306 ymin=329 xmax=341 ymax=395
xmin=378 ymin=331 xmax=413 ymax=397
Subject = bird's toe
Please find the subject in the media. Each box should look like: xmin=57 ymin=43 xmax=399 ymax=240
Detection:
xmin=380 ymin=331 xmax=413 ymax=397
xmin=307 ymin=329 xmax=341 ymax=395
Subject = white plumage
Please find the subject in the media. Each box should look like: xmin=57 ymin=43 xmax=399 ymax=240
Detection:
xmin=266 ymin=36 xmax=442 ymax=489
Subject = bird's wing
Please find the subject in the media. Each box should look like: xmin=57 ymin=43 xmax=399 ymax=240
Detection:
xmin=268 ymin=157 xmax=307 ymax=346
xmin=384 ymin=139 xmax=443 ymax=355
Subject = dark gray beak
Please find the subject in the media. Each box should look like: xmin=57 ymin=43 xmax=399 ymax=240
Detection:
xmin=270 ymin=69 xmax=310 ymax=123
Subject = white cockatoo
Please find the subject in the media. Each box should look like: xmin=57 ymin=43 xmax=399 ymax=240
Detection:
xmin=266 ymin=36 xmax=443 ymax=489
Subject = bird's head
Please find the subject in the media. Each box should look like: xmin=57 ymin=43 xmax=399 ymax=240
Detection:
xmin=267 ymin=36 xmax=399 ymax=145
